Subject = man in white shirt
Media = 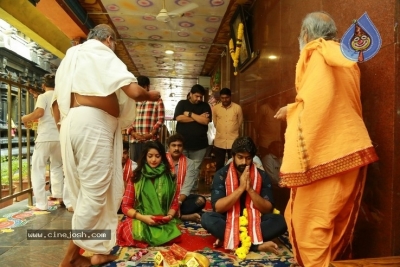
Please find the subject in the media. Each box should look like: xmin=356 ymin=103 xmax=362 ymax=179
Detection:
xmin=21 ymin=74 xmax=63 ymax=211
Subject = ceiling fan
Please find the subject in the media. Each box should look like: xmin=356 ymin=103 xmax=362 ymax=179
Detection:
xmin=156 ymin=0 xmax=199 ymax=26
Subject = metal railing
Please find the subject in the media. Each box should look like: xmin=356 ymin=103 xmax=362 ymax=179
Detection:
xmin=0 ymin=75 xmax=36 ymax=208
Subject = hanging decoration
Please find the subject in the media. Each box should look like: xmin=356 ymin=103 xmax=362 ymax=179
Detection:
xmin=214 ymin=69 xmax=221 ymax=84
xmin=340 ymin=12 xmax=381 ymax=63
xmin=229 ymin=22 xmax=244 ymax=75
xmin=211 ymin=68 xmax=221 ymax=92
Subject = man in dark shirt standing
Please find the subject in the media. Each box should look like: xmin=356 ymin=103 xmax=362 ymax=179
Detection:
xmin=173 ymin=84 xmax=212 ymax=191
xmin=201 ymin=136 xmax=287 ymax=253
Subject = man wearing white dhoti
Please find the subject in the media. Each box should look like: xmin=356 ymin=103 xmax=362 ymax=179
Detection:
xmin=52 ymin=24 xmax=160 ymax=267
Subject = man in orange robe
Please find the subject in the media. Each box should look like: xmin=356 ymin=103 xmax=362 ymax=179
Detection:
xmin=274 ymin=12 xmax=378 ymax=267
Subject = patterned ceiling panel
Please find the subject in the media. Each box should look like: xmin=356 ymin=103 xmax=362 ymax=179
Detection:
xmin=81 ymin=0 xmax=230 ymax=80
xmin=76 ymin=0 xmax=254 ymax=115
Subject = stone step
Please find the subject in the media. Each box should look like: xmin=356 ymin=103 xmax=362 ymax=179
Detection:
xmin=330 ymin=256 xmax=400 ymax=267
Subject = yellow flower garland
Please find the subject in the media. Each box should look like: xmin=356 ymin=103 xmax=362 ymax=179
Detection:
xmin=235 ymin=207 xmax=281 ymax=260
xmin=229 ymin=22 xmax=244 ymax=76
xmin=235 ymin=208 xmax=251 ymax=260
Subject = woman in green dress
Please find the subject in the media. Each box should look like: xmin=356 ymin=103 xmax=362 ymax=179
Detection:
xmin=117 ymin=141 xmax=181 ymax=247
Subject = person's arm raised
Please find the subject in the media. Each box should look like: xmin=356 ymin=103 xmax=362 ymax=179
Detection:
xmin=248 ymin=171 xmax=274 ymax=214
xmin=121 ymin=82 xmax=160 ymax=102
xmin=21 ymin=108 xmax=44 ymax=124
xmin=273 ymin=106 xmax=287 ymax=120
xmin=247 ymin=188 xmax=273 ymax=214
xmin=214 ymin=167 xmax=249 ymax=213
xmin=214 ymin=186 xmax=244 ymax=213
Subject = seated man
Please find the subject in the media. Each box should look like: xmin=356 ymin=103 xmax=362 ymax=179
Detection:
xmin=122 ymin=141 xmax=138 ymax=189
xmin=166 ymin=134 xmax=206 ymax=223
xmin=261 ymin=140 xmax=284 ymax=184
xmin=201 ymin=136 xmax=287 ymax=254
xmin=119 ymin=142 xmax=138 ymax=214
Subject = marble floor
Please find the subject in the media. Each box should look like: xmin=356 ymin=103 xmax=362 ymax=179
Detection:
xmin=0 ymin=177 xmax=211 ymax=267
xmin=0 ymin=200 xmax=72 ymax=267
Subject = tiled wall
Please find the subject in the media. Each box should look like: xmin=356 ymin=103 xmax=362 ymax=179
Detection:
xmin=223 ymin=0 xmax=399 ymax=259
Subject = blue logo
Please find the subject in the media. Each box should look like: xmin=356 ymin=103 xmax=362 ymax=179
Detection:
xmin=340 ymin=12 xmax=381 ymax=62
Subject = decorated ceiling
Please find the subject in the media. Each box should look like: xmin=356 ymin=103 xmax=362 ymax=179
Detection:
xmin=35 ymin=0 xmax=252 ymax=116
xmin=76 ymin=0 xmax=246 ymax=116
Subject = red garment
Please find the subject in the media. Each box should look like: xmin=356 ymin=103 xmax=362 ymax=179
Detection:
xmin=123 ymin=158 xmax=133 ymax=183
xmin=117 ymin=177 xmax=179 ymax=246
xmin=224 ymin=163 xmax=263 ymax=250
xmin=166 ymin=153 xmax=187 ymax=197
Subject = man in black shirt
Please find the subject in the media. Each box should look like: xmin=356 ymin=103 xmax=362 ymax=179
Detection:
xmin=173 ymin=84 xmax=212 ymax=191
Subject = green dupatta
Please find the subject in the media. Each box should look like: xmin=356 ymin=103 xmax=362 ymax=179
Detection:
xmin=132 ymin=163 xmax=181 ymax=246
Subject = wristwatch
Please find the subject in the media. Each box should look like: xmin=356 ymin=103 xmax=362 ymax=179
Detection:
xmin=188 ymin=112 xmax=192 ymax=117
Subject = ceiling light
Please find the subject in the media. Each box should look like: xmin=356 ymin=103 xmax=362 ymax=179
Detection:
xmin=268 ymin=55 xmax=278 ymax=60
xmin=165 ymin=50 xmax=174 ymax=55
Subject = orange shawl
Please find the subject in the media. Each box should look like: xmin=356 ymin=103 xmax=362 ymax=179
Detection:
xmin=280 ymin=39 xmax=378 ymax=187
xmin=224 ymin=163 xmax=263 ymax=250
xmin=166 ymin=153 xmax=186 ymax=195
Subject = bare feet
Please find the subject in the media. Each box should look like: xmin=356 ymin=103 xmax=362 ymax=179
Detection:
xmin=59 ymin=241 xmax=91 ymax=267
xmin=91 ymin=254 xmax=118 ymax=265
xmin=71 ymin=255 xmax=91 ymax=267
xmin=59 ymin=254 xmax=91 ymax=267
xmin=181 ymin=213 xmax=201 ymax=223
xmin=258 ymin=241 xmax=279 ymax=254
xmin=213 ymin=238 xmax=222 ymax=248
xmin=67 ymin=207 xmax=74 ymax=212
xmin=30 ymin=207 xmax=46 ymax=211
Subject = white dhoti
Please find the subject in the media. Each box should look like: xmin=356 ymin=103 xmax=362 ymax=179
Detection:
xmin=60 ymin=106 xmax=124 ymax=254
xmin=62 ymin=180 xmax=72 ymax=209
xmin=31 ymin=141 xmax=64 ymax=210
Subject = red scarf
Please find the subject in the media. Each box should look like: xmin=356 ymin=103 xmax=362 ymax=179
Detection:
xmin=224 ymin=163 xmax=263 ymax=250
xmin=166 ymin=153 xmax=187 ymax=195
xmin=123 ymin=158 xmax=133 ymax=182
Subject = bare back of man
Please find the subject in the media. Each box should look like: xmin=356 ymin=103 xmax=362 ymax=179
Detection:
xmin=71 ymin=93 xmax=120 ymax=117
